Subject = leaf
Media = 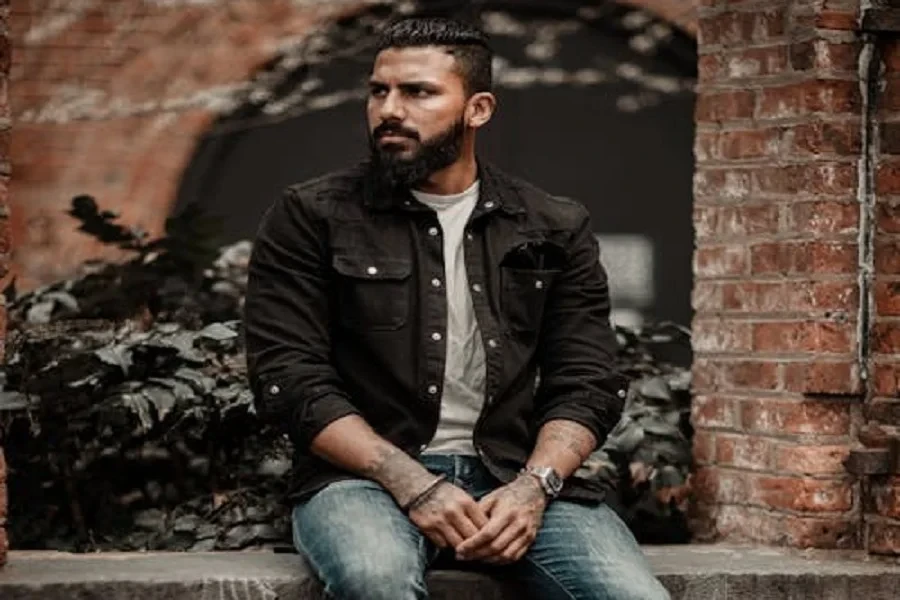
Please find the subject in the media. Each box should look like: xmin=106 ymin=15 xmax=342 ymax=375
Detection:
xmin=142 ymin=386 xmax=177 ymax=423
xmin=0 ymin=390 xmax=32 ymax=411
xmin=198 ymin=322 xmax=238 ymax=341
xmin=94 ymin=345 xmax=133 ymax=374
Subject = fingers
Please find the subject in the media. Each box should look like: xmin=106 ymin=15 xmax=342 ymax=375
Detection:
xmin=447 ymin=505 xmax=481 ymax=541
xmin=464 ymin=518 xmax=523 ymax=560
xmin=464 ymin=496 xmax=489 ymax=529
xmin=483 ymin=532 xmax=533 ymax=565
xmin=455 ymin=510 xmax=513 ymax=558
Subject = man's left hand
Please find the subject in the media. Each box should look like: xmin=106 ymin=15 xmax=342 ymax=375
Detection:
xmin=455 ymin=474 xmax=547 ymax=564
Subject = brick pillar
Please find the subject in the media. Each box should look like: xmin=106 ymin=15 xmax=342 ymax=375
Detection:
xmin=691 ymin=0 xmax=867 ymax=548
xmin=0 ymin=0 xmax=9 ymax=569
xmin=867 ymin=24 xmax=900 ymax=555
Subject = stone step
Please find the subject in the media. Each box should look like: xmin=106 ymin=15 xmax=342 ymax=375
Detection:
xmin=1 ymin=544 xmax=899 ymax=599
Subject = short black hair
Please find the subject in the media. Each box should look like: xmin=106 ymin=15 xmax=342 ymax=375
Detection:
xmin=376 ymin=17 xmax=493 ymax=95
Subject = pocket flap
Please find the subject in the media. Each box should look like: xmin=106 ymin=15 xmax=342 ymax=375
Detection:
xmin=333 ymin=255 xmax=412 ymax=280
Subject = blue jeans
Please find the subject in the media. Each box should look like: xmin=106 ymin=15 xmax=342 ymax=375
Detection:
xmin=292 ymin=454 xmax=670 ymax=600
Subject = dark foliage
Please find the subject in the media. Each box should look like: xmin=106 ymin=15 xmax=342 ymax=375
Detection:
xmin=0 ymin=197 xmax=692 ymax=552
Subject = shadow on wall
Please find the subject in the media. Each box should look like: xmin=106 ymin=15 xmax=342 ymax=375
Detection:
xmin=173 ymin=1 xmax=697 ymax=337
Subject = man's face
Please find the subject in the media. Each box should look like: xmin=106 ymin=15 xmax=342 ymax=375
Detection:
xmin=367 ymin=46 xmax=469 ymax=187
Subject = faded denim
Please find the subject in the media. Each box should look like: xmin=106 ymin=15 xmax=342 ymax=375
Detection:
xmin=293 ymin=454 xmax=670 ymax=600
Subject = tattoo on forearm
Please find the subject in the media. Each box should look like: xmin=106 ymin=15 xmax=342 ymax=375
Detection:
xmin=538 ymin=421 xmax=596 ymax=461
xmin=361 ymin=444 xmax=431 ymax=505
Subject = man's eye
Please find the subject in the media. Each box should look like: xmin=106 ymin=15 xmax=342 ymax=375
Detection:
xmin=370 ymin=87 xmax=387 ymax=97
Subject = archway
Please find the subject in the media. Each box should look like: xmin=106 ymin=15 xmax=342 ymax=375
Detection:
xmin=174 ymin=1 xmax=697 ymax=344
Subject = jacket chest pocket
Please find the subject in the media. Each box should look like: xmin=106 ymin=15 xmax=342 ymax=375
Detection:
xmin=501 ymin=268 xmax=560 ymax=333
xmin=333 ymin=255 xmax=412 ymax=331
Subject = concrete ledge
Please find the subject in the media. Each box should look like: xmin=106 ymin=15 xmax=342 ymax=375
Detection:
xmin=1 ymin=545 xmax=900 ymax=599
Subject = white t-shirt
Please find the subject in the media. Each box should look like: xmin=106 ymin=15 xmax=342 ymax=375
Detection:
xmin=412 ymin=181 xmax=486 ymax=456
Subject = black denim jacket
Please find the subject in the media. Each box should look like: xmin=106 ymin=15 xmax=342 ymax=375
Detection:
xmin=244 ymin=161 xmax=629 ymax=504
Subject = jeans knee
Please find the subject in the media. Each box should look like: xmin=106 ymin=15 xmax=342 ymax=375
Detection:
xmin=325 ymin=559 xmax=427 ymax=600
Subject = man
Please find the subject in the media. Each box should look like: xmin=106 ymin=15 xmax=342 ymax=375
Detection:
xmin=245 ymin=16 xmax=670 ymax=600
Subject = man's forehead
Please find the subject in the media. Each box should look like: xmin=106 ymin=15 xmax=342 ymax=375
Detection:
xmin=371 ymin=46 xmax=461 ymax=83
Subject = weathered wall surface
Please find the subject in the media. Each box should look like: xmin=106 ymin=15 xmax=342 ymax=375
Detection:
xmin=9 ymin=0 xmax=367 ymax=289
xmin=691 ymin=0 xmax=900 ymax=555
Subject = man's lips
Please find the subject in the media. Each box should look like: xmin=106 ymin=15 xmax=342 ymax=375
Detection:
xmin=377 ymin=134 xmax=415 ymax=144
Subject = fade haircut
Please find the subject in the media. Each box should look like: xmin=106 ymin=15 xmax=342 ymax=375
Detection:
xmin=376 ymin=17 xmax=493 ymax=96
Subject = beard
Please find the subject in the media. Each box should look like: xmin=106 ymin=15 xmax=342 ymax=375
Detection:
xmin=369 ymin=117 xmax=466 ymax=189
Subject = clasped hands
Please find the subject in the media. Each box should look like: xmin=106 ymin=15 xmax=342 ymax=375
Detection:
xmin=406 ymin=474 xmax=547 ymax=565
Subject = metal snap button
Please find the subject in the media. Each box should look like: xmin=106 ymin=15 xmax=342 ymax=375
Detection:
xmin=367 ymin=266 xmax=378 ymax=275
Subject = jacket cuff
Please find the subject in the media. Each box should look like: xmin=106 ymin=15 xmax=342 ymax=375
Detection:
xmin=534 ymin=389 xmax=628 ymax=447
xmin=294 ymin=393 xmax=361 ymax=450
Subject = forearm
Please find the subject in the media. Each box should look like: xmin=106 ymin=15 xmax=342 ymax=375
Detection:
xmin=526 ymin=419 xmax=598 ymax=479
xmin=310 ymin=414 xmax=438 ymax=507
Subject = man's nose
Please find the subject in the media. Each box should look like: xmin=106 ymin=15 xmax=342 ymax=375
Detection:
xmin=379 ymin=90 xmax=406 ymax=121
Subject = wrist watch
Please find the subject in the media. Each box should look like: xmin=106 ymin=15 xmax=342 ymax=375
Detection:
xmin=520 ymin=465 xmax=564 ymax=499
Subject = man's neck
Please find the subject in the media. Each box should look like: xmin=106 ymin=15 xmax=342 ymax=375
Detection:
xmin=414 ymin=155 xmax=478 ymax=196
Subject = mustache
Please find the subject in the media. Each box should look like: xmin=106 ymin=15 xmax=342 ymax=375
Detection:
xmin=373 ymin=122 xmax=420 ymax=141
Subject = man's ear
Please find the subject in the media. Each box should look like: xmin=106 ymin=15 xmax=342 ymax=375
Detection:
xmin=466 ymin=92 xmax=496 ymax=129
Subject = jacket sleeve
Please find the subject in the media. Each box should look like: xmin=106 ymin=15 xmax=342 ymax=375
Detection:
xmin=533 ymin=204 xmax=629 ymax=446
xmin=244 ymin=186 xmax=360 ymax=449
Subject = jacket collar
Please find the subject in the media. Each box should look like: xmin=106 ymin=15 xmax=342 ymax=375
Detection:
xmin=362 ymin=159 xmax=526 ymax=216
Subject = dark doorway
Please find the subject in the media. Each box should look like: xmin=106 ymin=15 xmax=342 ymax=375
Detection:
xmin=174 ymin=2 xmax=697 ymax=335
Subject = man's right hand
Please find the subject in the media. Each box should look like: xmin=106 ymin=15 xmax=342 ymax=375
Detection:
xmin=407 ymin=481 xmax=488 ymax=550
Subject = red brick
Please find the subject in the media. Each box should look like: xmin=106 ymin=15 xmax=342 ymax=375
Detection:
xmin=875 ymin=281 xmax=900 ymax=316
xmin=722 ymin=280 xmax=858 ymax=314
xmin=740 ymin=398 xmax=852 ymax=435
xmin=872 ymin=362 xmax=900 ymax=397
xmin=695 ymin=167 xmax=754 ymax=201
xmin=693 ymin=430 xmax=716 ymax=465
xmin=699 ymin=9 xmax=786 ymax=46
xmin=697 ymin=54 xmax=722 ymax=83
xmin=789 ymin=120 xmax=861 ymax=156
xmin=876 ymin=162 xmax=900 ymax=195
xmin=868 ymin=522 xmax=900 ymax=555
xmin=719 ymin=129 xmax=780 ymax=159
xmin=693 ymin=318 xmax=753 ymax=352
xmin=694 ymin=130 xmax=718 ymax=163
xmin=875 ymin=239 xmax=900 ymax=275
xmin=700 ymin=204 xmax=781 ymax=239
xmin=757 ymin=80 xmax=860 ymax=119
xmin=754 ymin=163 xmax=857 ymax=196
xmin=694 ymin=245 xmax=749 ymax=278
xmin=692 ymin=358 xmax=721 ymax=392
xmin=877 ymin=201 xmax=900 ymax=234
xmin=872 ymin=322 xmax=900 ymax=355
xmin=753 ymin=320 xmax=855 ymax=354
xmin=754 ymin=475 xmax=853 ymax=512
xmin=813 ymin=41 xmax=862 ymax=73
xmin=692 ymin=280 xmax=723 ymax=313
xmin=715 ymin=434 xmax=772 ymax=470
xmin=724 ymin=45 xmax=789 ymax=78
xmin=870 ymin=477 xmax=900 ymax=520
xmin=882 ymin=39 xmax=900 ymax=74
xmin=783 ymin=360 xmax=861 ymax=395
xmin=722 ymin=360 xmax=780 ymax=390
xmin=816 ymin=10 xmax=859 ymax=31
xmin=787 ymin=201 xmax=858 ymax=235
xmin=0 ymin=481 xmax=5 ymax=524
xmin=867 ymin=398 xmax=900 ymax=426
xmin=695 ymin=90 xmax=755 ymax=123
xmin=692 ymin=394 xmax=737 ymax=429
xmin=750 ymin=241 xmax=857 ymax=276
xmin=774 ymin=444 xmax=850 ymax=475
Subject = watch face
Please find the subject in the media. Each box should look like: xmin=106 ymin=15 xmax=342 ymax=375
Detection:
xmin=546 ymin=469 xmax=563 ymax=494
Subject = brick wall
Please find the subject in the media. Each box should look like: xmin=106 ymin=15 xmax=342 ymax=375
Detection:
xmin=8 ymin=0 xmax=369 ymax=289
xmin=869 ymin=21 xmax=900 ymax=555
xmin=0 ymin=0 xmax=9 ymax=569
xmin=692 ymin=0 xmax=900 ymax=554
